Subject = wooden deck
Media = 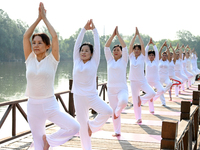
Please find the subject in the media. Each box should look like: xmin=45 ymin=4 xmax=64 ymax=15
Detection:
xmin=1 ymin=81 xmax=200 ymax=150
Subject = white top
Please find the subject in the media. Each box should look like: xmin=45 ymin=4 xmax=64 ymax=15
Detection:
xmin=104 ymin=46 xmax=128 ymax=89
xmin=191 ymin=54 xmax=196 ymax=71
xmin=174 ymin=59 xmax=182 ymax=71
xmin=158 ymin=59 xmax=169 ymax=79
xmin=72 ymin=28 xmax=100 ymax=96
xmin=169 ymin=60 xmax=175 ymax=77
xmin=129 ymin=53 xmax=145 ymax=81
xmin=145 ymin=45 xmax=160 ymax=82
xmin=25 ymin=52 xmax=58 ymax=99
xmin=186 ymin=58 xmax=193 ymax=71
xmin=182 ymin=59 xmax=187 ymax=70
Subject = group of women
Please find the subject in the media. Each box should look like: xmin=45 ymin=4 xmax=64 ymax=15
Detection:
xmin=24 ymin=3 xmax=199 ymax=150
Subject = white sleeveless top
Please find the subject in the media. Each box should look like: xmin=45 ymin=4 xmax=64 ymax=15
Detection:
xmin=168 ymin=60 xmax=175 ymax=77
xmin=129 ymin=53 xmax=145 ymax=81
xmin=25 ymin=52 xmax=58 ymax=99
xmin=182 ymin=59 xmax=187 ymax=70
xmin=159 ymin=59 xmax=169 ymax=79
xmin=104 ymin=47 xmax=128 ymax=90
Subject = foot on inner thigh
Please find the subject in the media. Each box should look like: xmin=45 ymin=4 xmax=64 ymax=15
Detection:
xmin=112 ymin=133 xmax=121 ymax=137
xmin=114 ymin=113 xmax=119 ymax=119
xmin=88 ymin=122 xmax=92 ymax=137
xmin=150 ymin=98 xmax=153 ymax=102
xmin=43 ymin=135 xmax=50 ymax=150
xmin=138 ymin=96 xmax=141 ymax=107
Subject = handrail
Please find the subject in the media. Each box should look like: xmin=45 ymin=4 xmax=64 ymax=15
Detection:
xmin=0 ymin=78 xmax=108 ymax=144
xmin=160 ymin=89 xmax=200 ymax=150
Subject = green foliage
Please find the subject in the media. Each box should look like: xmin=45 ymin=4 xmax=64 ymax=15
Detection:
xmin=0 ymin=9 xmax=200 ymax=62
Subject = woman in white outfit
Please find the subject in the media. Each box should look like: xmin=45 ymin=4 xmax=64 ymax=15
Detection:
xmin=174 ymin=44 xmax=188 ymax=95
xmin=23 ymin=3 xmax=80 ymax=150
xmin=129 ymin=27 xmax=156 ymax=123
xmin=72 ymin=19 xmax=112 ymax=150
xmin=182 ymin=46 xmax=193 ymax=88
xmin=158 ymin=41 xmax=173 ymax=106
xmin=104 ymin=26 xmax=128 ymax=137
xmin=168 ymin=43 xmax=182 ymax=100
xmin=145 ymin=38 xmax=164 ymax=113
xmin=185 ymin=49 xmax=196 ymax=85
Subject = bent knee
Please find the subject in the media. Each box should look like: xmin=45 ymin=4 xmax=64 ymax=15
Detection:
xmin=105 ymin=106 xmax=113 ymax=116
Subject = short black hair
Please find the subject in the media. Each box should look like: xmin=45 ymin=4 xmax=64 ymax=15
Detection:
xmin=113 ymin=45 xmax=122 ymax=51
xmin=133 ymin=44 xmax=141 ymax=50
xmin=148 ymin=50 xmax=155 ymax=56
xmin=32 ymin=33 xmax=51 ymax=52
xmin=79 ymin=43 xmax=94 ymax=54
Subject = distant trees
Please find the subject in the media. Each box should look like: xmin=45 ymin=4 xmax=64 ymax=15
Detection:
xmin=0 ymin=9 xmax=199 ymax=62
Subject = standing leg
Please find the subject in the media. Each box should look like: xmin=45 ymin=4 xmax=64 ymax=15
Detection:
xmin=116 ymin=89 xmax=128 ymax=117
xmin=140 ymin=81 xmax=156 ymax=104
xmin=74 ymin=95 xmax=91 ymax=150
xmin=27 ymin=101 xmax=46 ymax=150
xmin=152 ymin=81 xmax=165 ymax=101
xmin=130 ymin=81 xmax=141 ymax=121
xmin=107 ymin=92 xmax=121 ymax=135
xmin=46 ymin=98 xmax=80 ymax=147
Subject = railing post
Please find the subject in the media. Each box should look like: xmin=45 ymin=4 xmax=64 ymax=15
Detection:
xmin=160 ymin=120 xmax=178 ymax=149
xmin=180 ymin=101 xmax=191 ymax=120
xmin=180 ymin=101 xmax=191 ymax=150
xmin=192 ymin=91 xmax=200 ymax=150
xmin=193 ymin=90 xmax=200 ymax=125
xmin=69 ymin=79 xmax=75 ymax=117
xmin=12 ymin=104 xmax=16 ymax=136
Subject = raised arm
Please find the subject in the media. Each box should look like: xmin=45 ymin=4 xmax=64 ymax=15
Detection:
xmin=39 ymin=3 xmax=59 ymax=61
xmin=159 ymin=41 xmax=167 ymax=60
xmin=170 ymin=43 xmax=176 ymax=64
xmin=23 ymin=4 xmax=41 ymax=61
xmin=104 ymin=27 xmax=116 ymax=62
xmin=145 ymin=38 xmax=153 ymax=61
xmin=179 ymin=44 xmax=183 ymax=59
xmin=129 ymin=32 xmax=136 ymax=55
xmin=136 ymin=27 xmax=145 ymax=56
xmin=91 ymin=20 xmax=100 ymax=65
xmin=166 ymin=45 xmax=170 ymax=61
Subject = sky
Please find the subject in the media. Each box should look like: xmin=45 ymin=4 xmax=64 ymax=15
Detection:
xmin=1 ymin=0 xmax=200 ymax=41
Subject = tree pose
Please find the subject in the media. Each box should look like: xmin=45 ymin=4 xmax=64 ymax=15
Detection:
xmin=145 ymin=38 xmax=165 ymax=112
xmin=129 ymin=27 xmax=156 ymax=123
xmin=182 ymin=45 xmax=193 ymax=88
xmin=72 ymin=19 xmax=112 ymax=150
xmin=174 ymin=44 xmax=188 ymax=94
xmin=168 ymin=43 xmax=182 ymax=100
xmin=104 ymin=26 xmax=128 ymax=137
xmin=158 ymin=41 xmax=172 ymax=106
xmin=23 ymin=3 xmax=80 ymax=150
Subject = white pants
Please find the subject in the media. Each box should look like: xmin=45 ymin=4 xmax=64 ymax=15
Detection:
xmin=183 ymin=69 xmax=193 ymax=87
xmin=187 ymin=69 xmax=196 ymax=85
xmin=169 ymin=76 xmax=183 ymax=96
xmin=27 ymin=96 xmax=80 ymax=150
xmin=175 ymin=70 xmax=188 ymax=91
xmin=74 ymin=94 xmax=112 ymax=150
xmin=159 ymin=76 xmax=172 ymax=105
xmin=130 ymin=80 xmax=156 ymax=120
xmin=107 ymin=87 xmax=128 ymax=134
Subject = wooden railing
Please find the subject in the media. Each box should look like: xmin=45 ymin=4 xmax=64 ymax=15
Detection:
xmin=0 ymin=78 xmax=107 ymax=144
xmin=160 ymin=89 xmax=200 ymax=150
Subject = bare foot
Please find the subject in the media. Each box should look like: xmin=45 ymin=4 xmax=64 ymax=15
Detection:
xmin=114 ymin=113 xmax=119 ymax=119
xmin=150 ymin=98 xmax=153 ymax=102
xmin=112 ymin=133 xmax=121 ymax=137
xmin=88 ymin=122 xmax=92 ymax=137
xmin=136 ymin=119 xmax=142 ymax=123
xmin=150 ymin=111 xmax=154 ymax=113
xmin=43 ymin=135 xmax=50 ymax=150
xmin=170 ymin=97 xmax=172 ymax=101
xmin=138 ymin=96 xmax=141 ymax=107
